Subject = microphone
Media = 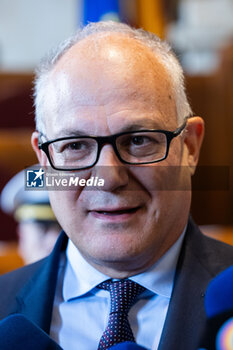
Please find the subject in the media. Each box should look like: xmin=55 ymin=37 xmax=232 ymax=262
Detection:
xmin=199 ymin=265 xmax=233 ymax=350
xmin=109 ymin=341 xmax=148 ymax=349
xmin=0 ymin=314 xmax=63 ymax=349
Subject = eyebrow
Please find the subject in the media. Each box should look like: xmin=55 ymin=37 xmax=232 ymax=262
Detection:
xmin=55 ymin=130 xmax=90 ymax=137
xmin=120 ymin=122 xmax=163 ymax=132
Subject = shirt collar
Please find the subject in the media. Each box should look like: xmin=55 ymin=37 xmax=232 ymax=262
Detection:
xmin=63 ymin=226 xmax=186 ymax=301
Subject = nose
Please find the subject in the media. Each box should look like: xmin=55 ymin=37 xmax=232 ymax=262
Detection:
xmin=93 ymin=144 xmax=129 ymax=192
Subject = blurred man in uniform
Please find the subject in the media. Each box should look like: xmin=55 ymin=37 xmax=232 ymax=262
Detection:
xmin=1 ymin=168 xmax=60 ymax=264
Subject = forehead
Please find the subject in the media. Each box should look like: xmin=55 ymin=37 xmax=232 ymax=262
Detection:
xmin=44 ymin=33 xmax=177 ymax=135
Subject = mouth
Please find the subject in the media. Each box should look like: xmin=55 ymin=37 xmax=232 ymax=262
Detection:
xmin=96 ymin=207 xmax=138 ymax=215
xmin=89 ymin=206 xmax=141 ymax=221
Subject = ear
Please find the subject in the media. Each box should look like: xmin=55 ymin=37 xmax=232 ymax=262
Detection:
xmin=31 ymin=131 xmax=48 ymax=167
xmin=183 ymin=116 xmax=205 ymax=175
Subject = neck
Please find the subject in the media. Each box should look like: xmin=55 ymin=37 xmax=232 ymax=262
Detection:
xmin=79 ymin=246 xmax=171 ymax=279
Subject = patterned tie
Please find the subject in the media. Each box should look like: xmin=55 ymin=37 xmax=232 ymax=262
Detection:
xmin=97 ymin=279 xmax=146 ymax=350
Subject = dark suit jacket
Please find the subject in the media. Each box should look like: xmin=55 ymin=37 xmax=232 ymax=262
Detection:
xmin=1 ymin=218 xmax=233 ymax=350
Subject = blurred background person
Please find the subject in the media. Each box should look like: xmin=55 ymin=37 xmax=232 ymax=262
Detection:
xmin=0 ymin=168 xmax=60 ymax=265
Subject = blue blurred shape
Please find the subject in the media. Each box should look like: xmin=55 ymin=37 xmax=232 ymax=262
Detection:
xmin=83 ymin=0 xmax=120 ymax=25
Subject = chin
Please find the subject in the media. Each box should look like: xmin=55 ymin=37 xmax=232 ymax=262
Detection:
xmin=90 ymin=242 xmax=146 ymax=264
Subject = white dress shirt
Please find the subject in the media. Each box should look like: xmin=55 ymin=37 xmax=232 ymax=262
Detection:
xmin=50 ymin=230 xmax=186 ymax=350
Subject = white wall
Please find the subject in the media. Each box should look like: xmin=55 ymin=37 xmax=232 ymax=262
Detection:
xmin=167 ymin=0 xmax=233 ymax=74
xmin=0 ymin=0 xmax=81 ymax=71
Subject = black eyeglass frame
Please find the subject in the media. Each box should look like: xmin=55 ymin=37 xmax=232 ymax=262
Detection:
xmin=38 ymin=118 xmax=188 ymax=171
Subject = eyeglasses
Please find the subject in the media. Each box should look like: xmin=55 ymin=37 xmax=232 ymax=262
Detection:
xmin=38 ymin=118 xmax=187 ymax=171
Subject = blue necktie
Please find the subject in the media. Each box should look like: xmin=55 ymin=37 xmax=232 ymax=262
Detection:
xmin=97 ymin=279 xmax=145 ymax=349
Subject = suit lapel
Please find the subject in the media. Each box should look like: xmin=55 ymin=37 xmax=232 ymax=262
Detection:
xmin=158 ymin=219 xmax=212 ymax=350
xmin=13 ymin=232 xmax=67 ymax=334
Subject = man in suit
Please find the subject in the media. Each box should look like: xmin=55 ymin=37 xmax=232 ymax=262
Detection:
xmin=0 ymin=21 xmax=233 ymax=350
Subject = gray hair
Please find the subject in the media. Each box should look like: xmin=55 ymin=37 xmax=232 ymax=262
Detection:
xmin=34 ymin=21 xmax=192 ymax=132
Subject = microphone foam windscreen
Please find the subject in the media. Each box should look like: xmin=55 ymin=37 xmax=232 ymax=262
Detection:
xmin=109 ymin=341 xmax=148 ymax=349
xmin=0 ymin=314 xmax=62 ymax=350
xmin=205 ymin=265 xmax=233 ymax=318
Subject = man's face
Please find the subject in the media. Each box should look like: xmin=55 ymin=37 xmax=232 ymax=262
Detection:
xmin=32 ymin=34 xmax=203 ymax=277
